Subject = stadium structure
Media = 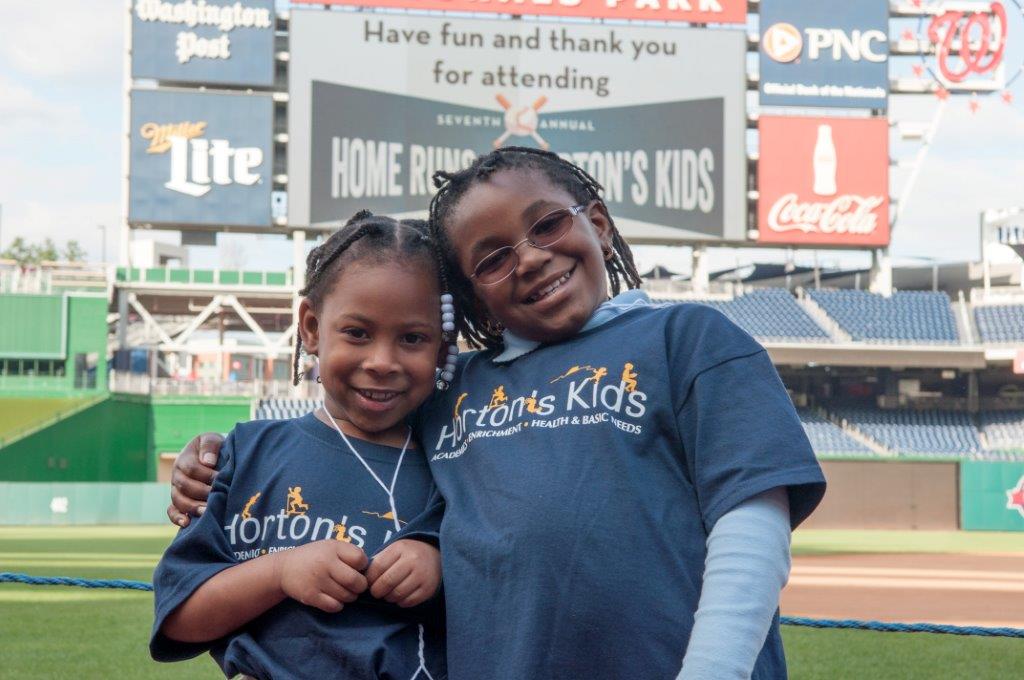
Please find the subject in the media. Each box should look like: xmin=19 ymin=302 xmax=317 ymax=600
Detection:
xmin=1 ymin=1 xmax=1022 ymax=532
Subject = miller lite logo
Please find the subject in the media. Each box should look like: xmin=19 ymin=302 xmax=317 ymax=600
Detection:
xmin=758 ymin=116 xmax=889 ymax=247
xmin=139 ymin=120 xmax=263 ymax=197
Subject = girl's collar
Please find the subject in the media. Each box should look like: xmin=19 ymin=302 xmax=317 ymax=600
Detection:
xmin=492 ymin=289 xmax=652 ymax=364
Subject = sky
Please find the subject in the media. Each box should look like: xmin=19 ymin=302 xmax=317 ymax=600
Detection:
xmin=1 ymin=1 xmax=1022 ymax=276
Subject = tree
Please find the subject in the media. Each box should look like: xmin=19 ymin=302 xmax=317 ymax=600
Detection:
xmin=0 ymin=237 xmax=89 ymax=266
xmin=64 ymin=240 xmax=87 ymax=262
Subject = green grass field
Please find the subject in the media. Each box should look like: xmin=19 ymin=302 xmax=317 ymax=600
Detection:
xmin=1 ymin=527 xmax=1022 ymax=679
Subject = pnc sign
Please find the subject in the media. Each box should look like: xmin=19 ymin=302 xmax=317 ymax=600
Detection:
xmin=757 ymin=115 xmax=890 ymax=247
xmin=759 ymin=0 xmax=889 ymax=109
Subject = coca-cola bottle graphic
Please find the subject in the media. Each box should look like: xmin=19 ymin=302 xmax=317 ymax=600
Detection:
xmin=812 ymin=124 xmax=837 ymax=197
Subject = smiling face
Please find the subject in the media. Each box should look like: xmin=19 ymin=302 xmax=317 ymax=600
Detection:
xmin=446 ymin=168 xmax=613 ymax=344
xmin=299 ymin=257 xmax=441 ymax=445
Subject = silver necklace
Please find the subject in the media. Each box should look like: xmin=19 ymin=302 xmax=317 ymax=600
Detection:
xmin=321 ymin=405 xmax=409 ymax=532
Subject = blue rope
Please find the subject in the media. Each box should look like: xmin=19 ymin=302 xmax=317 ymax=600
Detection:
xmin=0 ymin=572 xmax=153 ymax=592
xmin=780 ymin=615 xmax=1024 ymax=638
xmin=3 ymin=572 xmax=1023 ymax=638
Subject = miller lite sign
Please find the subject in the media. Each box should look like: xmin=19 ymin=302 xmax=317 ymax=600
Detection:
xmin=757 ymin=115 xmax=889 ymax=247
xmin=129 ymin=90 xmax=272 ymax=227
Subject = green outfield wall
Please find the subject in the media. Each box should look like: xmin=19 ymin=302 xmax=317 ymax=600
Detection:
xmin=961 ymin=460 xmax=1024 ymax=531
xmin=0 ymin=482 xmax=170 ymax=525
xmin=0 ymin=294 xmax=108 ymax=395
xmin=0 ymin=395 xmax=251 ymax=482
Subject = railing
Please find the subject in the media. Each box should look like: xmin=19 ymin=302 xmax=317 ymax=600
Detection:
xmin=0 ymin=264 xmax=109 ymax=295
xmin=108 ymin=372 xmax=321 ymax=399
xmin=115 ymin=267 xmax=292 ymax=288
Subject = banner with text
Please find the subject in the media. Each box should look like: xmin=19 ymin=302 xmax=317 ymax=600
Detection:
xmin=291 ymin=0 xmax=747 ymax=24
xmin=759 ymin=0 xmax=889 ymax=110
xmin=129 ymin=90 xmax=273 ymax=227
xmin=289 ymin=11 xmax=747 ymax=243
xmin=757 ymin=115 xmax=890 ymax=247
xmin=131 ymin=0 xmax=276 ymax=87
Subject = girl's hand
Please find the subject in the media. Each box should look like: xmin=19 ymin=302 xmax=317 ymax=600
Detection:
xmin=366 ymin=539 xmax=442 ymax=608
xmin=167 ymin=432 xmax=224 ymax=527
xmin=276 ymin=540 xmax=369 ymax=613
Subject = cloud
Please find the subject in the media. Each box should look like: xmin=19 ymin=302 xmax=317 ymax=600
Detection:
xmin=0 ymin=1 xmax=123 ymax=84
xmin=0 ymin=75 xmax=82 ymax=139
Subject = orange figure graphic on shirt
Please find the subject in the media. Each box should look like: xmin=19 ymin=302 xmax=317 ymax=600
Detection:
xmin=286 ymin=486 xmax=309 ymax=516
xmin=362 ymin=510 xmax=406 ymax=526
xmin=333 ymin=522 xmax=351 ymax=542
xmin=489 ymin=386 xmax=507 ymax=409
xmin=242 ymin=492 xmax=261 ymax=519
xmin=551 ymin=365 xmax=606 ymax=385
xmin=525 ymin=396 xmax=539 ymax=414
xmin=622 ymin=363 xmax=638 ymax=392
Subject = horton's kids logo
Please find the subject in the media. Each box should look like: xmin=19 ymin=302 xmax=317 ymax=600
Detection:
xmin=223 ymin=486 xmax=398 ymax=559
xmin=432 ymin=361 xmax=647 ymax=461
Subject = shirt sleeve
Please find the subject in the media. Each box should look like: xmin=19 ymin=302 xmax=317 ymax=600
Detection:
xmin=388 ymin=484 xmax=444 ymax=549
xmin=149 ymin=433 xmax=240 ymax=662
xmin=672 ymin=310 xmax=826 ymax=532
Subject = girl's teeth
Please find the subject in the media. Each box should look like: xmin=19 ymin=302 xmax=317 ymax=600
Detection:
xmin=530 ymin=271 xmax=572 ymax=303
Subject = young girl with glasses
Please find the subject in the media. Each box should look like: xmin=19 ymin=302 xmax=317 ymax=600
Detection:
xmin=169 ymin=148 xmax=825 ymax=679
xmin=151 ymin=213 xmax=450 ymax=679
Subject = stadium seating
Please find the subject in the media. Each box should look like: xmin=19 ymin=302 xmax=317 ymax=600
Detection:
xmin=833 ymin=407 xmax=981 ymax=457
xmin=973 ymin=304 xmax=1024 ymax=343
xmin=979 ymin=410 xmax=1024 ymax=460
xmin=797 ymin=408 xmax=875 ymax=457
xmin=807 ymin=290 xmax=959 ymax=343
xmin=673 ymin=288 xmax=831 ymax=342
xmin=255 ymin=398 xmax=319 ymax=421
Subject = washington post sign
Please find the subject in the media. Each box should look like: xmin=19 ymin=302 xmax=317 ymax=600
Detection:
xmin=759 ymin=0 xmax=889 ymax=110
xmin=131 ymin=0 xmax=276 ymax=87
xmin=129 ymin=90 xmax=273 ymax=227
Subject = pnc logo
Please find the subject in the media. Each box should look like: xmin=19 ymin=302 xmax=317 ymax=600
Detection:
xmin=139 ymin=120 xmax=264 ymax=198
xmin=763 ymin=23 xmax=887 ymax=64
xmin=763 ymin=23 xmax=803 ymax=63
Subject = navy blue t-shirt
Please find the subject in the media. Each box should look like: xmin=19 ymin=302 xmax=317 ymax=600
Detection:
xmin=151 ymin=413 xmax=446 ymax=679
xmin=416 ymin=303 xmax=825 ymax=680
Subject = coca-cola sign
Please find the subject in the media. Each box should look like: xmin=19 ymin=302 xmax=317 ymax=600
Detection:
xmin=757 ymin=115 xmax=889 ymax=247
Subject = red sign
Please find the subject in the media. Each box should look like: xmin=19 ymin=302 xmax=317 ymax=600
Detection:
xmin=928 ymin=2 xmax=1008 ymax=84
xmin=757 ymin=116 xmax=890 ymax=247
xmin=1014 ymin=349 xmax=1024 ymax=374
xmin=291 ymin=0 xmax=747 ymax=23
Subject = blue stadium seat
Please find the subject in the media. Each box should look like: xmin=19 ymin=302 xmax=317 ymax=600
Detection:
xmin=974 ymin=304 xmax=1024 ymax=343
xmin=255 ymin=398 xmax=319 ymax=421
xmin=979 ymin=410 xmax=1024 ymax=460
xmin=807 ymin=290 xmax=959 ymax=343
xmin=797 ymin=408 xmax=874 ymax=457
xmin=833 ymin=407 xmax=980 ymax=457
xmin=660 ymin=288 xmax=831 ymax=342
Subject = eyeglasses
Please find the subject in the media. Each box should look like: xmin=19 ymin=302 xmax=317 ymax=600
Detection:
xmin=470 ymin=204 xmax=588 ymax=286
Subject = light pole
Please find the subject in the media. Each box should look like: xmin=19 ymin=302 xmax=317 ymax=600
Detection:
xmin=97 ymin=224 xmax=106 ymax=264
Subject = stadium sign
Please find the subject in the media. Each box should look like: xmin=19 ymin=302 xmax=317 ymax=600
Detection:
xmin=129 ymin=90 xmax=273 ymax=227
xmin=288 ymin=11 xmax=748 ymax=243
xmin=757 ymin=115 xmax=889 ymax=247
xmin=759 ymin=0 xmax=889 ymax=110
xmin=290 ymin=0 xmax=747 ymax=24
xmin=131 ymin=0 xmax=275 ymax=87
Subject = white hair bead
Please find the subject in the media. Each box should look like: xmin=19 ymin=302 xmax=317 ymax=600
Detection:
xmin=442 ymin=321 xmax=455 ymax=332
xmin=440 ymin=293 xmax=454 ymax=304
xmin=441 ymin=371 xmax=454 ymax=382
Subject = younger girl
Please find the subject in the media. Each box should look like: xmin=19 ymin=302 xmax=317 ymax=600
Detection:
xmin=171 ymin=149 xmax=826 ymax=679
xmin=151 ymin=213 xmax=452 ymax=679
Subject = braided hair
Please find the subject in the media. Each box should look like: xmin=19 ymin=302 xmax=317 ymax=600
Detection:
xmin=427 ymin=146 xmax=643 ymax=350
xmin=292 ymin=210 xmax=456 ymax=385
